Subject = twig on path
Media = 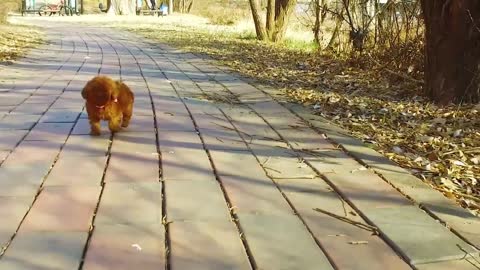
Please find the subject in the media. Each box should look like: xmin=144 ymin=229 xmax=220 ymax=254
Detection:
xmin=264 ymin=166 xmax=282 ymax=174
xmin=313 ymin=207 xmax=379 ymax=235
xmin=456 ymin=244 xmax=480 ymax=266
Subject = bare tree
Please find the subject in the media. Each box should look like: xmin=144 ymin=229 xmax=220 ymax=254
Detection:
xmin=248 ymin=0 xmax=298 ymax=42
xmin=107 ymin=0 xmax=136 ymax=15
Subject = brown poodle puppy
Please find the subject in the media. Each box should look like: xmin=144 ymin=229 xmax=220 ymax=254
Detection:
xmin=81 ymin=76 xmax=134 ymax=135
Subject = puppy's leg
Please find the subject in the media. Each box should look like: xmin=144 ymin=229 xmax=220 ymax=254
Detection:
xmin=108 ymin=115 xmax=122 ymax=134
xmin=90 ymin=119 xmax=101 ymax=136
xmin=121 ymin=103 xmax=133 ymax=128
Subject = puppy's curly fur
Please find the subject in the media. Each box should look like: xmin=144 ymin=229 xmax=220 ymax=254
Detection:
xmin=82 ymin=76 xmax=134 ymax=135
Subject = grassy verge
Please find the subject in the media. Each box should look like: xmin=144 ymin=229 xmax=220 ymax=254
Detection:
xmin=0 ymin=23 xmax=43 ymax=63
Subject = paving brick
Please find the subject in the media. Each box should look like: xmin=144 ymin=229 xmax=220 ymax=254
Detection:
xmin=153 ymin=96 xmax=189 ymax=116
xmin=0 ymin=232 xmax=88 ymax=270
xmin=262 ymin=115 xmax=308 ymax=130
xmin=238 ymin=213 xmax=334 ymax=270
xmin=50 ymin=99 xmax=81 ymax=111
xmin=3 ymin=140 xmax=62 ymax=164
xmin=122 ymin=115 xmax=155 ymax=132
xmin=416 ymin=259 xmax=480 ymax=270
xmin=158 ymin=131 xmax=204 ymax=151
xmin=370 ymin=169 xmax=480 ymax=249
xmin=229 ymin=114 xmax=280 ymax=140
xmin=247 ymin=100 xmax=291 ymax=116
xmin=95 ymin=182 xmax=162 ymax=225
xmin=183 ymin=98 xmax=222 ymax=114
xmin=422 ymin=202 xmax=480 ymax=250
xmin=276 ymin=127 xmax=336 ymax=150
xmin=10 ymin=102 xmax=51 ymax=115
xmin=300 ymin=149 xmax=362 ymax=173
xmin=0 ymin=182 xmax=39 ymax=197
xmin=0 ymin=150 xmax=8 ymax=163
xmin=0 ymin=162 xmax=52 ymax=188
xmin=162 ymin=148 xmax=215 ymax=181
xmin=62 ymin=135 xmax=110 ymax=156
xmin=364 ymin=206 xmax=479 ymax=264
xmin=166 ymin=180 xmax=230 ymax=222
xmin=24 ymin=122 xmax=74 ymax=141
xmin=156 ymin=113 xmax=196 ymax=131
xmin=220 ymin=105 xmax=253 ymax=117
xmin=200 ymin=129 xmax=249 ymax=151
xmin=105 ymin=152 xmax=159 ymax=182
xmin=237 ymin=91 xmax=272 ymax=103
xmin=260 ymin=155 xmax=318 ymax=179
xmin=20 ymin=186 xmax=101 ymax=232
xmin=131 ymin=104 xmax=153 ymax=116
xmin=321 ymin=169 xmax=413 ymax=210
xmin=276 ymin=178 xmax=412 ymax=270
xmin=83 ymin=224 xmax=165 ymax=270
xmin=247 ymin=138 xmax=292 ymax=157
xmin=0 ymin=93 xmax=28 ymax=106
xmin=71 ymin=118 xmax=109 ymax=135
xmin=209 ymin=150 xmax=266 ymax=178
xmin=111 ymin=131 xmax=157 ymax=155
xmin=192 ymin=113 xmax=231 ymax=131
xmin=219 ymin=174 xmax=293 ymax=215
xmin=40 ymin=109 xmax=80 ymax=122
xmin=0 ymin=114 xmax=41 ymax=130
xmin=224 ymin=83 xmax=260 ymax=96
xmin=170 ymin=221 xmax=251 ymax=270
xmin=0 ymin=130 xmax=28 ymax=150
xmin=0 ymin=197 xmax=32 ymax=248
xmin=45 ymin=155 xmax=108 ymax=186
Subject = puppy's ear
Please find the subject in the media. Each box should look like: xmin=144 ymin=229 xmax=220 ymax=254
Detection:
xmin=81 ymin=86 xmax=88 ymax=100
xmin=111 ymin=81 xmax=121 ymax=102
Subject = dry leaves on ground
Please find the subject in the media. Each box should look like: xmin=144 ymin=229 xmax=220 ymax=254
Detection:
xmin=118 ymin=20 xmax=479 ymax=215
xmin=0 ymin=24 xmax=43 ymax=63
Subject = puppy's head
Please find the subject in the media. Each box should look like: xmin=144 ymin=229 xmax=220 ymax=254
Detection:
xmin=81 ymin=76 xmax=117 ymax=107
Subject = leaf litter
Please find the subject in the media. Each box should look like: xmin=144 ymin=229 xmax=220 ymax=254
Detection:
xmin=83 ymin=15 xmax=479 ymax=215
xmin=0 ymin=24 xmax=43 ymax=63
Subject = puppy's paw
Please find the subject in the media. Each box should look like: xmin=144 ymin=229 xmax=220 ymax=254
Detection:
xmin=90 ymin=122 xmax=101 ymax=136
xmin=108 ymin=124 xmax=121 ymax=134
xmin=121 ymin=120 xmax=130 ymax=128
xmin=90 ymin=130 xmax=101 ymax=136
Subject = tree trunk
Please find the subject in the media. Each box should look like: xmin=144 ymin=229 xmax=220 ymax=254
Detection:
xmin=313 ymin=0 xmax=320 ymax=44
xmin=326 ymin=9 xmax=344 ymax=51
xmin=271 ymin=0 xmax=297 ymax=41
xmin=107 ymin=0 xmax=136 ymax=14
xmin=421 ymin=0 xmax=480 ymax=104
xmin=266 ymin=0 xmax=275 ymax=39
xmin=248 ymin=0 xmax=267 ymax=40
xmin=0 ymin=1 xmax=18 ymax=23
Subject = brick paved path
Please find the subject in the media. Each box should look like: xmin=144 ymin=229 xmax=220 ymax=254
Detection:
xmin=0 ymin=18 xmax=479 ymax=270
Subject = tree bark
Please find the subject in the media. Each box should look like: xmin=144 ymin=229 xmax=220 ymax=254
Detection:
xmin=421 ymin=0 xmax=480 ymax=104
xmin=266 ymin=0 xmax=275 ymax=39
xmin=248 ymin=0 xmax=267 ymax=40
xmin=106 ymin=0 xmax=136 ymax=14
xmin=271 ymin=0 xmax=297 ymax=41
